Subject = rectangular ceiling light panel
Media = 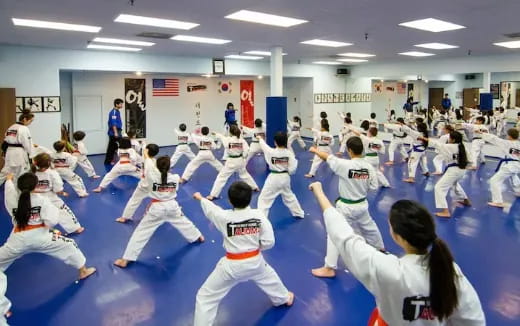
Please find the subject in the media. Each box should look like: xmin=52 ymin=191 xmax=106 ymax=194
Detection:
xmin=171 ymin=35 xmax=231 ymax=44
xmin=115 ymin=14 xmax=199 ymax=30
xmin=93 ymin=37 xmax=155 ymax=46
xmin=399 ymin=18 xmax=465 ymax=32
xmin=301 ymin=39 xmax=352 ymax=47
xmin=225 ymin=10 xmax=307 ymax=27
xmin=12 ymin=18 xmax=101 ymax=33
xmin=87 ymin=44 xmax=142 ymax=52
xmin=414 ymin=42 xmax=458 ymax=49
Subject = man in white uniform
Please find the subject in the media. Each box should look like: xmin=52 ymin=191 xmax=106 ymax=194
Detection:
xmin=170 ymin=123 xmax=196 ymax=169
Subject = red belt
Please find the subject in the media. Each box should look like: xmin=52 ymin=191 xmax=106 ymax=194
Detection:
xmin=120 ymin=161 xmax=131 ymax=164
xmin=367 ymin=308 xmax=388 ymax=326
xmin=151 ymin=199 xmax=164 ymax=203
xmin=14 ymin=223 xmax=45 ymax=233
xmin=226 ymin=249 xmax=260 ymax=260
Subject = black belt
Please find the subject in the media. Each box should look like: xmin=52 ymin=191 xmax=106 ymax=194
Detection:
xmin=270 ymin=170 xmax=288 ymax=174
xmin=199 ymin=148 xmax=210 ymax=151
xmin=7 ymin=144 xmax=23 ymax=148
xmin=394 ymin=135 xmax=407 ymax=138
xmin=473 ymin=137 xmax=482 ymax=140
xmin=318 ymin=144 xmax=329 ymax=146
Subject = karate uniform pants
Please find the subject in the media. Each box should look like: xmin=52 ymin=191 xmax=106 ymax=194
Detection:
xmin=194 ymin=254 xmax=290 ymax=326
xmin=339 ymin=137 xmax=348 ymax=153
xmin=121 ymin=181 xmax=149 ymax=220
xmin=388 ymin=138 xmax=408 ymax=162
xmin=308 ymin=146 xmax=332 ymax=176
xmin=39 ymin=192 xmax=81 ymax=234
xmin=325 ymin=201 xmax=384 ymax=269
xmin=121 ymin=200 xmax=201 ymax=261
xmin=407 ymin=151 xmax=429 ymax=178
xmin=209 ymin=157 xmax=258 ymax=198
xmin=181 ymin=151 xmax=223 ymax=181
xmin=470 ymin=140 xmax=486 ymax=167
xmin=245 ymin=142 xmax=263 ymax=164
xmin=76 ymin=155 xmax=97 ymax=177
xmin=56 ymin=168 xmax=88 ymax=196
xmin=288 ymin=132 xmax=305 ymax=151
xmin=0 ymin=148 xmax=30 ymax=186
xmin=0 ymin=228 xmax=86 ymax=271
xmin=257 ymin=173 xmax=304 ymax=218
xmin=170 ymin=144 xmax=196 ymax=168
xmin=434 ymin=167 xmax=468 ymax=209
xmin=433 ymin=154 xmax=444 ymax=174
xmin=365 ymin=156 xmax=390 ymax=187
xmin=98 ymin=163 xmax=140 ymax=189
xmin=489 ymin=162 xmax=520 ymax=204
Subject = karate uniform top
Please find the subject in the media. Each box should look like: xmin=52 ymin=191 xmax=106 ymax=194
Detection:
xmin=73 ymin=141 xmax=88 ymax=156
xmin=200 ymin=199 xmax=275 ymax=254
xmin=0 ymin=272 xmax=11 ymax=321
xmin=311 ymin=129 xmax=335 ymax=148
xmin=258 ymin=139 xmax=297 ymax=174
xmin=481 ymin=134 xmax=520 ymax=161
xmin=34 ymin=169 xmax=64 ymax=194
xmin=287 ymin=120 xmax=302 ymax=132
xmin=516 ymin=120 xmax=520 ymax=130
xmin=174 ymin=129 xmax=192 ymax=145
xmin=368 ymin=119 xmax=378 ymax=128
xmin=434 ymin=134 xmax=450 ymax=154
xmin=143 ymin=158 xmax=179 ymax=201
xmin=385 ymin=123 xmax=408 ymax=138
xmin=359 ymin=135 xmax=385 ymax=156
xmin=460 ymin=124 xmax=489 ymax=140
xmin=4 ymin=179 xmax=60 ymax=228
xmin=322 ymin=206 xmax=485 ymax=325
xmin=191 ymin=134 xmax=218 ymax=151
xmin=242 ymin=124 xmax=266 ymax=143
xmin=51 ymin=151 xmax=78 ymax=170
xmin=130 ymin=139 xmax=143 ymax=155
xmin=216 ymin=134 xmax=250 ymax=158
xmin=327 ymin=155 xmax=378 ymax=201
xmin=428 ymin=140 xmax=465 ymax=167
xmin=402 ymin=126 xmax=427 ymax=151
xmin=3 ymin=123 xmax=33 ymax=164
xmin=117 ymin=148 xmax=141 ymax=165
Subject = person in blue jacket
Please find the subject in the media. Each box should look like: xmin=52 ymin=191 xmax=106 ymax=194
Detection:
xmin=403 ymin=97 xmax=419 ymax=120
xmin=104 ymin=98 xmax=123 ymax=165
xmin=224 ymin=102 xmax=237 ymax=130
xmin=441 ymin=94 xmax=452 ymax=111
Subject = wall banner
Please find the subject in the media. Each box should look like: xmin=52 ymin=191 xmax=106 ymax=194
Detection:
xmin=240 ymin=80 xmax=254 ymax=128
xmin=124 ymin=78 xmax=146 ymax=138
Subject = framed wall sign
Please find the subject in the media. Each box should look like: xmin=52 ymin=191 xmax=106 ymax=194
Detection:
xmin=213 ymin=58 xmax=225 ymax=75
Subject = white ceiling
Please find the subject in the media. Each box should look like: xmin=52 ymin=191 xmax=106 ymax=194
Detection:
xmin=1 ymin=0 xmax=520 ymax=64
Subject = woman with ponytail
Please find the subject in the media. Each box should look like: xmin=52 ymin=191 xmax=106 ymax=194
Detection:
xmin=308 ymin=181 xmax=485 ymax=325
xmin=114 ymin=152 xmax=204 ymax=268
xmin=0 ymin=173 xmax=95 ymax=280
xmin=402 ymin=122 xmax=430 ymax=183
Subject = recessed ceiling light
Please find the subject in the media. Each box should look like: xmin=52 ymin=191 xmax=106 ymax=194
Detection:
xmin=12 ymin=18 xmax=101 ymax=33
xmin=257 ymin=75 xmax=263 ymax=79
xmin=337 ymin=52 xmax=375 ymax=58
xmin=135 ymin=71 xmax=143 ymax=76
xmin=302 ymin=39 xmax=352 ymax=47
xmin=414 ymin=42 xmax=458 ymax=49
xmin=313 ymin=61 xmax=343 ymax=65
xmin=398 ymin=18 xmax=465 ymax=32
xmin=87 ymin=44 xmax=142 ymax=52
xmin=115 ymin=14 xmax=198 ymax=30
xmin=225 ymin=54 xmax=263 ymax=60
xmin=337 ymin=58 xmax=368 ymax=63
xmin=171 ymin=35 xmax=231 ymax=44
xmin=244 ymin=51 xmax=287 ymax=56
xmin=225 ymin=10 xmax=307 ymax=27
xmin=399 ymin=51 xmax=435 ymax=57
xmin=93 ymin=37 xmax=155 ymax=46
xmin=494 ymin=40 xmax=520 ymax=49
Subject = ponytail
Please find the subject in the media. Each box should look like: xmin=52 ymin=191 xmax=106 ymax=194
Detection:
xmin=450 ymin=131 xmax=468 ymax=169
xmin=18 ymin=109 xmax=34 ymax=123
xmin=417 ymin=122 xmax=428 ymax=147
xmin=156 ymin=156 xmax=170 ymax=184
xmin=15 ymin=173 xmax=38 ymax=229
xmin=429 ymin=238 xmax=458 ymax=321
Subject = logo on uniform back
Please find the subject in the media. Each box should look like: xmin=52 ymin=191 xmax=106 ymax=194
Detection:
xmin=369 ymin=143 xmax=381 ymax=150
xmin=53 ymin=158 xmax=68 ymax=168
xmin=226 ymin=218 xmax=261 ymax=237
xmin=320 ymin=136 xmax=332 ymax=144
xmin=152 ymin=182 xmax=177 ymax=192
xmin=35 ymin=180 xmax=50 ymax=192
xmin=255 ymin=132 xmax=265 ymax=139
xmin=120 ymin=152 xmax=130 ymax=159
xmin=402 ymin=296 xmax=436 ymax=321
xmin=348 ymin=169 xmax=369 ymax=179
xmin=229 ymin=142 xmax=243 ymax=150
xmin=200 ymin=141 xmax=212 ymax=149
xmin=178 ymin=136 xmax=188 ymax=142
xmin=271 ymin=157 xmax=289 ymax=167
xmin=6 ymin=129 xmax=17 ymax=137
xmin=292 ymin=126 xmax=300 ymax=131
xmin=510 ymin=148 xmax=520 ymax=157
xmin=13 ymin=206 xmax=42 ymax=221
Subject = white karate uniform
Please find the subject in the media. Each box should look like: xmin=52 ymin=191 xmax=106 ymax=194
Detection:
xmin=0 ymin=123 xmax=33 ymax=185
xmin=429 ymin=140 xmax=469 ymax=209
xmin=194 ymin=199 xmax=290 ymax=326
xmin=130 ymin=138 xmax=143 ymax=156
xmin=338 ymin=124 xmax=356 ymax=153
xmin=287 ymin=121 xmax=305 ymax=151
xmin=360 ymin=135 xmax=390 ymax=187
xmin=52 ymin=151 xmax=88 ymax=197
xmin=323 ymin=206 xmax=485 ymax=325
xmin=120 ymin=158 xmax=155 ymax=221
xmin=121 ymin=158 xmax=202 ymax=261
xmin=433 ymin=134 xmax=450 ymax=174
xmin=34 ymin=169 xmax=82 ymax=234
xmin=98 ymin=148 xmax=141 ymax=189
xmin=181 ymin=134 xmax=223 ymax=181
xmin=461 ymin=123 xmax=489 ymax=168
xmin=403 ymin=127 xmax=429 ymax=178
xmin=256 ymin=139 xmax=304 ymax=218
xmin=209 ymin=134 xmax=258 ymax=198
xmin=0 ymin=272 xmax=11 ymax=326
xmin=308 ymin=130 xmax=335 ymax=176
xmin=368 ymin=118 xmax=378 ymax=129
xmin=323 ymin=155 xmax=383 ymax=270
xmin=0 ymin=180 xmax=87 ymax=271
xmin=170 ymin=129 xmax=196 ymax=168
xmin=385 ymin=123 xmax=409 ymax=162
xmin=495 ymin=112 xmax=506 ymax=136
xmin=242 ymin=124 xmax=266 ymax=164
xmin=73 ymin=141 xmax=98 ymax=177
xmin=481 ymin=134 xmax=520 ymax=204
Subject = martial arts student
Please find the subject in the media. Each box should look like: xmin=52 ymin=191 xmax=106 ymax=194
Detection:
xmin=384 ymin=118 xmax=410 ymax=165
xmin=351 ymin=128 xmax=390 ymax=188
xmin=256 ymin=132 xmax=304 ymax=218
xmin=0 ymin=272 xmax=11 ymax=325
xmin=192 ymin=182 xmax=294 ymax=326
xmin=170 ymin=123 xmax=195 ymax=169
xmin=402 ymin=122 xmax=430 ymax=183
xmin=180 ymin=127 xmax=223 ymax=183
xmin=1 ymin=173 xmax=96 ymax=280
xmin=310 ymin=136 xmax=384 ymax=278
xmin=423 ymin=131 xmax=471 ymax=218
xmin=386 ymin=109 xmax=396 ymax=122
xmin=431 ymin=108 xmax=448 ymax=135
xmin=127 ymin=129 xmax=144 ymax=156
xmin=93 ymin=137 xmax=141 ymax=193
xmin=114 ymin=154 xmax=204 ymax=268
xmin=72 ymin=131 xmax=100 ymax=179
xmin=49 ymin=141 xmax=89 ymax=197
xmin=287 ymin=116 xmax=306 ymax=151
xmin=479 ymin=128 xmax=520 ymax=207
xmin=0 ymin=109 xmax=34 ymax=186
xmin=312 ymin=111 xmax=328 ymax=145
xmin=337 ymin=117 xmax=355 ymax=155
xmin=368 ymin=113 xmax=378 ymax=129
xmin=495 ymin=107 xmax=507 ymax=137
xmin=32 ymin=153 xmax=84 ymax=234
xmin=458 ymin=117 xmax=488 ymax=170
xmin=308 ymin=182 xmax=485 ymax=325
xmin=116 ymin=143 xmax=160 ymax=223
xmin=207 ymin=125 xmax=259 ymax=200
xmin=403 ymin=97 xmax=419 ymax=121
xmin=242 ymin=118 xmax=266 ymax=164
xmin=432 ymin=125 xmax=454 ymax=175
xmin=305 ymin=119 xmax=335 ymax=178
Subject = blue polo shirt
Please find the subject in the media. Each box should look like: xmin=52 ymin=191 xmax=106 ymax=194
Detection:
xmin=442 ymin=98 xmax=452 ymax=110
xmin=107 ymin=108 xmax=122 ymax=136
xmin=225 ymin=109 xmax=236 ymax=124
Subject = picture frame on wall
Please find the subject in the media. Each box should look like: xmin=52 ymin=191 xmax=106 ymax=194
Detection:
xmin=16 ymin=97 xmax=24 ymax=112
xmin=345 ymin=93 xmax=351 ymax=102
xmin=333 ymin=93 xmax=340 ymax=103
xmin=327 ymin=93 xmax=334 ymax=103
xmin=212 ymin=58 xmax=225 ymax=75
xmin=314 ymin=94 xmax=322 ymax=104
xmin=43 ymin=96 xmax=61 ymax=112
xmin=339 ymin=93 xmax=345 ymax=103
xmin=24 ymin=97 xmax=42 ymax=112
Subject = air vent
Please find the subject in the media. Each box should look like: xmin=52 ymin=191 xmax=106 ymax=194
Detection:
xmin=136 ymin=32 xmax=173 ymax=39
xmin=503 ymin=32 xmax=520 ymax=38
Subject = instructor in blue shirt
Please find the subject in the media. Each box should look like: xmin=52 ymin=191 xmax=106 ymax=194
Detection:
xmin=441 ymin=93 xmax=452 ymax=110
xmin=104 ymin=98 xmax=123 ymax=164
xmin=224 ymin=102 xmax=238 ymax=134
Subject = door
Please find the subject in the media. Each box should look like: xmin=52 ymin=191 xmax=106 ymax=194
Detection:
xmin=428 ymin=88 xmax=444 ymax=109
xmin=516 ymin=89 xmax=520 ymax=108
xmin=0 ymin=88 xmax=16 ymax=169
xmin=463 ymin=88 xmax=480 ymax=108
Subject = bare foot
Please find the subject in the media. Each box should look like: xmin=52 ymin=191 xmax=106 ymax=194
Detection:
xmin=115 ymin=217 xmax=130 ymax=223
xmin=285 ymin=291 xmax=295 ymax=306
xmin=206 ymin=195 xmax=216 ymax=201
xmin=79 ymin=193 xmax=89 ymax=197
xmin=382 ymin=184 xmax=391 ymax=188
xmin=335 ymin=152 xmax=343 ymax=157
xmin=423 ymin=172 xmax=430 ymax=177
xmin=311 ymin=266 xmax=336 ymax=278
xmin=78 ymin=266 xmax=96 ymax=280
xmin=195 ymin=235 xmax=205 ymax=243
xmin=93 ymin=187 xmax=103 ymax=193
xmin=304 ymin=174 xmax=314 ymax=178
xmin=467 ymin=166 xmax=477 ymax=171
xmin=114 ymin=259 xmax=130 ymax=268
xmin=432 ymin=172 xmax=442 ymax=176
xmin=458 ymin=199 xmax=472 ymax=207
xmin=384 ymin=161 xmax=394 ymax=166
xmin=488 ymin=202 xmax=505 ymax=208
xmin=179 ymin=178 xmax=187 ymax=184
xmin=435 ymin=210 xmax=451 ymax=218
xmin=92 ymin=175 xmax=101 ymax=179
xmin=5 ymin=311 xmax=11 ymax=318
xmin=74 ymin=227 xmax=85 ymax=234
xmin=403 ymin=178 xmax=415 ymax=183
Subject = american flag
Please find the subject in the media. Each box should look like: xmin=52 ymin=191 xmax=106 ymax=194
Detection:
xmin=153 ymin=79 xmax=179 ymax=96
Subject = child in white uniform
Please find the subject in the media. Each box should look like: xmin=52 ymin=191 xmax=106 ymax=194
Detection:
xmin=180 ymin=127 xmax=223 ymax=183
xmin=432 ymin=125 xmax=454 ymax=175
xmin=117 ymin=143 xmax=160 ymax=223
xmin=308 ymin=182 xmax=485 ymax=326
xmin=93 ymin=138 xmax=142 ymax=193
xmin=305 ymin=120 xmax=335 ymax=178
xmin=0 ymin=271 xmax=11 ymax=325
xmin=0 ymin=173 xmax=96 ymax=280
xmin=242 ymin=119 xmax=266 ymax=164
xmin=310 ymin=136 xmax=384 ymax=278
xmin=50 ymin=141 xmax=89 ymax=197
xmin=384 ymin=118 xmax=410 ymax=165
xmin=403 ymin=123 xmax=430 ymax=183
xmin=72 ymin=131 xmax=100 ymax=179
xmin=193 ymin=182 xmax=294 ymax=326
xmin=127 ymin=129 xmax=144 ymax=156
xmin=114 ymin=155 xmax=204 ymax=268
xmin=337 ymin=117 xmax=355 ymax=155
xmin=368 ymin=113 xmax=378 ymax=129
xmin=459 ymin=117 xmax=488 ymax=170
xmin=287 ymin=116 xmax=306 ymax=151
xmin=256 ymin=132 xmax=304 ymax=218
xmin=207 ymin=125 xmax=259 ymax=200
xmin=351 ymin=127 xmax=390 ymax=188
xmin=170 ymin=123 xmax=196 ymax=169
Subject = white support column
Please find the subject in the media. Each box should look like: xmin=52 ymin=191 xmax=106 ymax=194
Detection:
xmin=270 ymin=47 xmax=283 ymax=96
xmin=482 ymin=72 xmax=491 ymax=92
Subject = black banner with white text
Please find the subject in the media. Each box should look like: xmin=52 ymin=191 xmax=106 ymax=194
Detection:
xmin=124 ymin=78 xmax=146 ymax=138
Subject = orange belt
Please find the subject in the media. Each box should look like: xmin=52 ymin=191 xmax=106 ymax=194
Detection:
xmin=120 ymin=161 xmax=131 ymax=164
xmin=367 ymin=308 xmax=388 ymax=326
xmin=151 ymin=199 xmax=165 ymax=203
xmin=14 ymin=223 xmax=45 ymax=233
xmin=226 ymin=249 xmax=260 ymax=260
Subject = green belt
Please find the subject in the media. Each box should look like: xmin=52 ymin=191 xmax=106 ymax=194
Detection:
xmin=336 ymin=197 xmax=366 ymax=204
xmin=252 ymin=141 xmax=259 ymax=143
xmin=365 ymin=153 xmax=378 ymax=157
xmin=178 ymin=143 xmax=187 ymax=145
xmin=270 ymin=170 xmax=288 ymax=174
xmin=228 ymin=154 xmax=243 ymax=158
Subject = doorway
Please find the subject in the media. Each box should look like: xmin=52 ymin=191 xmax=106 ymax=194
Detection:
xmin=428 ymin=88 xmax=444 ymax=109
xmin=463 ymin=88 xmax=480 ymax=108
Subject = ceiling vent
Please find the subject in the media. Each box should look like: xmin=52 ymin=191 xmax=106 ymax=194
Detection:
xmin=503 ymin=32 xmax=520 ymax=38
xmin=136 ymin=32 xmax=173 ymax=39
